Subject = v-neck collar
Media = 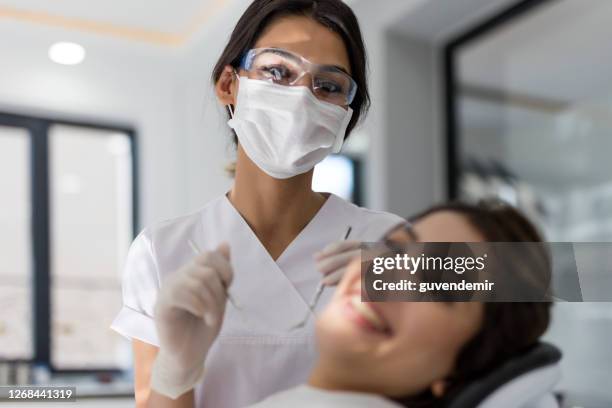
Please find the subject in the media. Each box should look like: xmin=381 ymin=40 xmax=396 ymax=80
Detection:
xmin=221 ymin=192 xmax=339 ymax=264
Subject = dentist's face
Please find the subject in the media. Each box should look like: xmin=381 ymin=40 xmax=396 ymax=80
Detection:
xmin=216 ymin=15 xmax=353 ymax=175
xmin=220 ymin=14 xmax=352 ymax=106
xmin=315 ymin=211 xmax=484 ymax=398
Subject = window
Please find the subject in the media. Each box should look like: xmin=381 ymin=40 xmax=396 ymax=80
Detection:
xmin=0 ymin=113 xmax=137 ymax=373
xmin=313 ymin=154 xmax=362 ymax=204
xmin=0 ymin=125 xmax=33 ymax=360
xmin=49 ymin=125 xmax=134 ymax=369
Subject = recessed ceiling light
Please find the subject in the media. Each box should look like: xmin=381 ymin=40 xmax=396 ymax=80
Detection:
xmin=48 ymin=42 xmax=86 ymax=65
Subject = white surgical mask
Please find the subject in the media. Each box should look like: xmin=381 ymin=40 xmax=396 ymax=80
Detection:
xmin=227 ymin=76 xmax=354 ymax=179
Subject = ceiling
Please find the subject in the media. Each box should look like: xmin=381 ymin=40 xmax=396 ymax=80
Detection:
xmin=0 ymin=0 xmax=230 ymax=46
xmin=391 ymin=0 xmax=518 ymax=42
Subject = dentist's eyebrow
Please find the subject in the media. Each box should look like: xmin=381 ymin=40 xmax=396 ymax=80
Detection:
xmin=319 ymin=64 xmax=350 ymax=75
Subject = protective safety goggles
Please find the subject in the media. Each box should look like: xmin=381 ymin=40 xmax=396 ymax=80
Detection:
xmin=239 ymin=47 xmax=358 ymax=107
xmin=380 ymin=222 xmax=418 ymax=253
xmin=359 ymin=222 xmax=417 ymax=261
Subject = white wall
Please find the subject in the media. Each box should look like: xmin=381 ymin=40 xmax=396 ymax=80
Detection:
xmin=177 ymin=0 xmax=255 ymax=213
xmin=347 ymin=0 xmax=437 ymax=214
xmin=0 ymin=20 xmax=190 ymax=228
xmin=348 ymin=0 xmax=467 ymax=219
xmin=384 ymin=32 xmax=443 ymax=217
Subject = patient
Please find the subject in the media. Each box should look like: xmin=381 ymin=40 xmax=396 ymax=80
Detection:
xmin=250 ymin=201 xmax=552 ymax=408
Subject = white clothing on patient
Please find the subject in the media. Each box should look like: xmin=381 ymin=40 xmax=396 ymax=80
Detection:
xmin=248 ymin=385 xmax=403 ymax=408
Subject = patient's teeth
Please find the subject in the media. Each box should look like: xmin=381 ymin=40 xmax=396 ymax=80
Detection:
xmin=350 ymin=295 xmax=386 ymax=331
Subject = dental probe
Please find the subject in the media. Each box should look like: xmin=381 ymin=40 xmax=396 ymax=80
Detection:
xmin=187 ymin=239 xmax=242 ymax=310
xmin=290 ymin=226 xmax=352 ymax=331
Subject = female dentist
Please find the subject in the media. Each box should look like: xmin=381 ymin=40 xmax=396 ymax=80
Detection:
xmin=110 ymin=1 xmax=402 ymax=407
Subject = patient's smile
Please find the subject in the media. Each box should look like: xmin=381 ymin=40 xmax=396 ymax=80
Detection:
xmin=344 ymin=295 xmax=391 ymax=336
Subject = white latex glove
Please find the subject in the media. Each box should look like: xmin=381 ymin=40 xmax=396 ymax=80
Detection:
xmin=151 ymin=243 xmax=233 ymax=399
xmin=315 ymin=240 xmax=362 ymax=286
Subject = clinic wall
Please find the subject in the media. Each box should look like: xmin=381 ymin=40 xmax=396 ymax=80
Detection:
xmin=385 ymin=33 xmax=442 ymax=218
xmin=176 ymin=1 xmax=252 ymax=213
xmin=350 ymin=0 xmax=445 ymax=215
xmin=0 ymin=21 xmax=190 ymax=229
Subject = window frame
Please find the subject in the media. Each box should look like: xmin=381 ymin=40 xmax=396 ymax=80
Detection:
xmin=0 ymin=111 xmax=138 ymax=375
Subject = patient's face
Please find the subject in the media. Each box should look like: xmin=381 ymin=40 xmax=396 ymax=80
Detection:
xmin=315 ymin=211 xmax=485 ymax=397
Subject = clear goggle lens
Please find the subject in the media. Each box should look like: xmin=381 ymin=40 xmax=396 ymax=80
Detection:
xmin=242 ymin=48 xmax=357 ymax=106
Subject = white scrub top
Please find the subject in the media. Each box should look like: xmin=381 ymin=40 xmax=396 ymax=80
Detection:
xmin=248 ymin=385 xmax=403 ymax=408
xmin=111 ymin=193 xmax=403 ymax=408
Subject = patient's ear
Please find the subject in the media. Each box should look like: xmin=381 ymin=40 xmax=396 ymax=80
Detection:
xmin=431 ymin=380 xmax=447 ymax=397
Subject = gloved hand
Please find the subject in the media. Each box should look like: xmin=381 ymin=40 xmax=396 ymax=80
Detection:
xmin=315 ymin=240 xmax=362 ymax=286
xmin=150 ymin=243 xmax=233 ymax=399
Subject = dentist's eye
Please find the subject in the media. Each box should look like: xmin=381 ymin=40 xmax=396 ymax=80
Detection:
xmin=316 ymin=80 xmax=342 ymax=94
xmin=259 ymin=65 xmax=293 ymax=83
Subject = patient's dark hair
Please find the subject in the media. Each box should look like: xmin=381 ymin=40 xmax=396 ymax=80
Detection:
xmin=396 ymin=200 xmax=552 ymax=407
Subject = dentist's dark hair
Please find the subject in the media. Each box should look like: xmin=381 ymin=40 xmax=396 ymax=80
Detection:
xmin=212 ymin=0 xmax=369 ymax=143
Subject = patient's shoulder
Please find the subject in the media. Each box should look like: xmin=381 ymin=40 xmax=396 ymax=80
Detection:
xmin=248 ymin=385 xmax=402 ymax=408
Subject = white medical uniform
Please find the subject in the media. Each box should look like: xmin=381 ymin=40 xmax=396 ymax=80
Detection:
xmin=248 ymin=385 xmax=403 ymax=408
xmin=111 ymin=193 xmax=403 ymax=408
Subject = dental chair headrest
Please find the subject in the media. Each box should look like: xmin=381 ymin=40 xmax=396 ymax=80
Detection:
xmin=448 ymin=342 xmax=562 ymax=408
